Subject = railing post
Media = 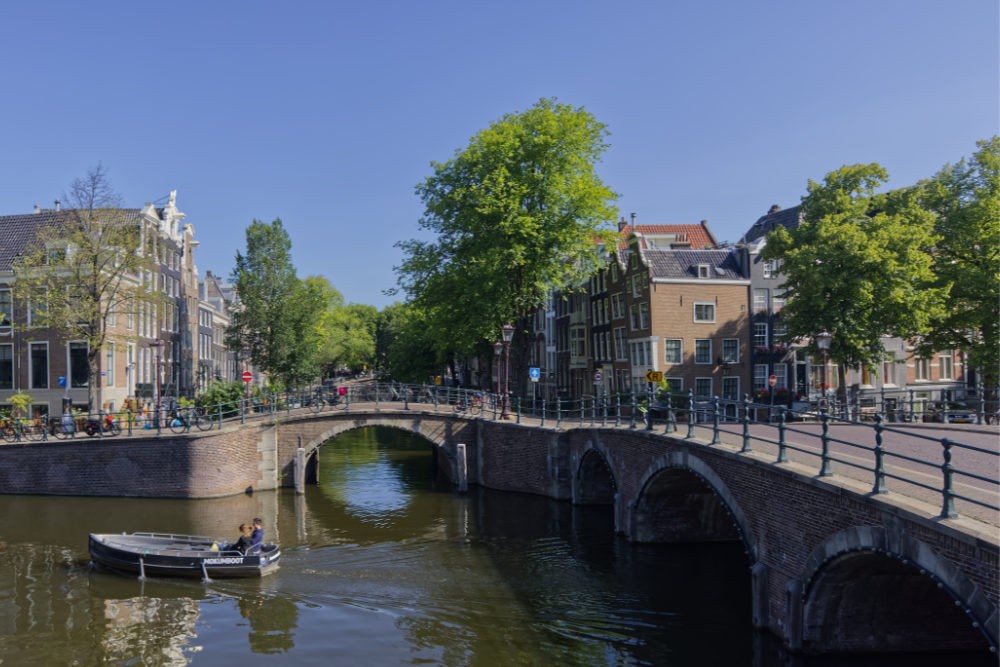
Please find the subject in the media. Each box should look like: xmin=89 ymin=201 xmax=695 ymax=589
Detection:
xmin=819 ymin=413 xmax=832 ymax=476
xmin=591 ymin=394 xmax=596 ymax=427
xmin=740 ymin=394 xmax=751 ymax=452
xmin=711 ymin=396 xmax=721 ymax=444
xmin=580 ymin=396 xmax=585 ymax=426
xmin=940 ymin=438 xmax=958 ymax=519
xmin=556 ymin=396 xmax=561 ymax=428
xmin=404 ymin=385 xmax=410 ymax=410
xmin=872 ymin=415 xmax=887 ymax=493
xmin=777 ymin=408 xmax=788 ymax=463
xmin=376 ymin=382 xmax=381 ymax=411
xmin=629 ymin=389 xmax=636 ymax=429
xmin=217 ymin=403 xmax=223 ymax=429
xmin=614 ymin=393 xmax=621 ymax=428
xmin=540 ymin=395 xmax=546 ymax=428
xmin=977 ymin=380 xmax=985 ymax=425
xmin=665 ymin=393 xmax=673 ymax=433
xmin=601 ymin=395 xmax=607 ymax=427
xmin=241 ymin=398 xmax=246 ymax=425
xmin=686 ymin=390 xmax=695 ymax=438
xmin=98 ymin=409 xmax=104 ymax=439
xmin=432 ymin=386 xmax=438 ymax=412
xmin=516 ymin=396 xmax=521 ymax=424
xmin=346 ymin=386 xmax=351 ymax=411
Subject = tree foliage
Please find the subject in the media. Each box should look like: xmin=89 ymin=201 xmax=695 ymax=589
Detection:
xmin=762 ymin=163 xmax=946 ymax=393
xmin=918 ymin=136 xmax=1000 ymax=387
xmin=227 ymin=219 xmax=325 ymax=387
xmin=394 ymin=98 xmax=618 ymax=358
xmin=11 ymin=164 xmax=162 ymax=410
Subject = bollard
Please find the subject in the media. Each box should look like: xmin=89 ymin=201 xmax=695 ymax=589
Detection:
xmin=687 ymin=390 xmax=695 ymax=439
xmin=455 ymin=443 xmax=468 ymax=493
xmin=740 ymin=394 xmax=751 ymax=452
xmin=872 ymin=415 xmax=887 ymax=493
xmin=629 ymin=389 xmax=636 ymax=429
xmin=777 ymin=408 xmax=788 ymax=463
xmin=940 ymin=439 xmax=957 ymax=518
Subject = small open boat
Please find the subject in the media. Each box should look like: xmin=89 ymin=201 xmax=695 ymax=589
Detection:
xmin=89 ymin=532 xmax=281 ymax=580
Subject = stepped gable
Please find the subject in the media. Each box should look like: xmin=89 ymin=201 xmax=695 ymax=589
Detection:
xmin=742 ymin=204 xmax=803 ymax=246
xmin=643 ymin=248 xmax=744 ymax=280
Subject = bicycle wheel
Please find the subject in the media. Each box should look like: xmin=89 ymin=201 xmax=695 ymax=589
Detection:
xmin=108 ymin=422 xmax=122 ymax=436
xmin=195 ymin=413 xmax=214 ymax=431
xmin=169 ymin=415 xmax=187 ymax=434
xmin=309 ymin=396 xmax=323 ymax=413
xmin=26 ymin=424 xmax=46 ymax=441
xmin=0 ymin=425 xmax=16 ymax=443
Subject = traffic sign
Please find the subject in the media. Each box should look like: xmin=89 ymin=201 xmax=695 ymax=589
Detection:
xmin=529 ymin=367 xmax=540 ymax=382
xmin=593 ymin=370 xmax=603 ymax=384
xmin=242 ymin=371 xmax=253 ymax=383
xmin=768 ymin=374 xmax=777 ymax=387
xmin=645 ymin=370 xmax=663 ymax=383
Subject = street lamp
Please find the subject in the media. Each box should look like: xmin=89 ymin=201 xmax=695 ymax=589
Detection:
xmin=816 ymin=329 xmax=832 ymax=414
xmin=148 ymin=338 xmax=167 ymax=428
xmin=500 ymin=323 xmax=515 ymax=420
xmin=493 ymin=340 xmax=503 ymax=395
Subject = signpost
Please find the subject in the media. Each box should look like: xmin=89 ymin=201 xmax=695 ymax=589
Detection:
xmin=768 ymin=374 xmax=777 ymax=422
xmin=593 ymin=370 xmax=603 ymax=385
xmin=242 ymin=371 xmax=253 ymax=383
xmin=529 ymin=367 xmax=540 ymax=383
xmin=645 ymin=370 xmax=663 ymax=384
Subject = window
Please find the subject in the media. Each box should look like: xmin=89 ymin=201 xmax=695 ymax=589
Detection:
xmin=697 ymin=265 xmax=710 ymax=279
xmin=28 ymin=290 xmax=48 ymax=326
xmin=939 ymin=351 xmax=954 ymax=380
xmin=693 ymin=302 xmax=715 ymax=323
xmin=127 ymin=296 xmax=135 ymax=330
xmin=753 ymin=288 xmax=769 ymax=313
xmin=0 ymin=344 xmax=12 ymax=389
xmin=106 ymin=300 xmax=117 ymax=327
xmin=69 ymin=342 xmax=88 ymax=388
xmin=883 ymin=359 xmax=896 ymax=385
xmin=30 ymin=342 xmax=48 ymax=389
xmin=665 ymin=377 xmax=683 ymax=394
xmin=664 ymin=339 xmax=683 ymax=364
xmin=754 ymin=364 xmax=769 ymax=390
xmin=614 ymin=328 xmax=627 ymax=360
xmin=0 ymin=289 xmax=10 ymax=327
xmin=570 ymin=327 xmax=586 ymax=357
xmin=762 ymin=259 xmax=776 ymax=279
xmin=106 ymin=343 xmax=115 ymax=387
xmin=631 ymin=275 xmax=643 ymax=296
xmin=611 ymin=293 xmax=625 ymax=319
xmin=773 ymin=322 xmax=787 ymax=343
xmin=722 ymin=338 xmax=739 ymax=363
xmin=694 ymin=339 xmax=712 ymax=364
xmin=639 ymin=303 xmax=649 ymax=329
xmin=773 ymin=363 xmax=787 ymax=389
xmin=629 ymin=305 xmax=639 ymax=330
xmin=722 ymin=376 xmax=740 ymax=401
xmin=753 ymin=323 xmax=768 ymax=349
xmin=611 ymin=263 xmax=618 ymax=282
xmin=915 ymin=357 xmax=930 ymax=381
xmin=772 ymin=295 xmax=785 ymax=312
xmin=695 ymin=378 xmax=712 ymax=400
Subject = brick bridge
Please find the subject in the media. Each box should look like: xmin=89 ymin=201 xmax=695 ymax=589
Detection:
xmin=1 ymin=407 xmax=996 ymax=655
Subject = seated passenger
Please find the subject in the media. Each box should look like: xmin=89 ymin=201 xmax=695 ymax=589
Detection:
xmin=225 ymin=523 xmax=254 ymax=554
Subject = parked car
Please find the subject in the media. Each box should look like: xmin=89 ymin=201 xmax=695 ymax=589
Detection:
xmin=923 ymin=401 xmax=976 ymax=424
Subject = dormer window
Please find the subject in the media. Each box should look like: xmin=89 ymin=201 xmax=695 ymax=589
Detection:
xmin=697 ymin=264 xmax=710 ymax=279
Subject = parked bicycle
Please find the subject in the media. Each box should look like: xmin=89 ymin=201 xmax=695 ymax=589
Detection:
xmin=83 ymin=414 xmax=122 ymax=437
xmin=308 ymin=388 xmax=347 ymax=413
xmin=168 ymin=407 xmax=214 ymax=433
xmin=0 ymin=418 xmax=46 ymax=442
xmin=452 ymin=393 xmax=483 ymax=417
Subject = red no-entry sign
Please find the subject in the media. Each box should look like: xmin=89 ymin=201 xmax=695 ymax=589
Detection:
xmin=768 ymin=374 xmax=777 ymax=387
xmin=242 ymin=371 xmax=253 ymax=383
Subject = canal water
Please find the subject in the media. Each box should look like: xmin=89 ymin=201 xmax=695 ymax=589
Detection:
xmin=0 ymin=426 xmax=991 ymax=665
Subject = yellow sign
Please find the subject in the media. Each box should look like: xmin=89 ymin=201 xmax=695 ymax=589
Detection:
xmin=435 ymin=376 xmax=442 ymax=386
xmin=645 ymin=370 xmax=663 ymax=383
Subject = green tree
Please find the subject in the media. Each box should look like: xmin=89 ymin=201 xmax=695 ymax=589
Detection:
xmin=394 ymin=98 xmax=618 ymax=358
xmin=11 ymin=164 xmax=162 ymax=411
xmin=762 ymin=164 xmax=947 ymax=401
xmin=228 ymin=219 xmax=325 ymax=387
xmin=918 ymin=137 xmax=1000 ymax=389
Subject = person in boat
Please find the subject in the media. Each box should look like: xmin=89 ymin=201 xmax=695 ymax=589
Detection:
xmin=223 ymin=523 xmax=255 ymax=554
xmin=250 ymin=518 xmax=263 ymax=552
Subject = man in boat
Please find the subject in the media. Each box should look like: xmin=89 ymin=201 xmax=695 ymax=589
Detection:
xmin=223 ymin=523 xmax=255 ymax=554
xmin=250 ymin=518 xmax=264 ymax=552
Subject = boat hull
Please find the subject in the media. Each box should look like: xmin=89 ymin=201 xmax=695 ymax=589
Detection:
xmin=89 ymin=533 xmax=280 ymax=579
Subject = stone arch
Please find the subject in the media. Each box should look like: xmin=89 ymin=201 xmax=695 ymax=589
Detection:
xmin=629 ymin=451 xmax=756 ymax=557
xmin=574 ymin=443 xmax=617 ymax=506
xmin=796 ymin=525 xmax=997 ymax=654
xmin=297 ymin=418 xmax=460 ymax=488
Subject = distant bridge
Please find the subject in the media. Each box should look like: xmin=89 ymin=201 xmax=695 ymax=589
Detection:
xmin=0 ymin=397 xmax=997 ymax=656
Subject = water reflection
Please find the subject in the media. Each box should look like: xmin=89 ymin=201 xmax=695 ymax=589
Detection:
xmin=4 ymin=425 xmax=987 ymax=665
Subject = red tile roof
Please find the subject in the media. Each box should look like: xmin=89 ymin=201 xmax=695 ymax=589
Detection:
xmin=616 ymin=222 xmax=717 ymax=250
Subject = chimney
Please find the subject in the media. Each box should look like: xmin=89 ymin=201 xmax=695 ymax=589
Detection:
xmin=33 ymin=204 xmax=40 ymax=214
xmin=630 ymin=212 xmax=636 ymax=226
xmin=54 ymin=199 xmax=60 ymax=211
xmin=768 ymin=204 xmax=782 ymax=215
xmin=618 ymin=216 xmax=627 ymax=232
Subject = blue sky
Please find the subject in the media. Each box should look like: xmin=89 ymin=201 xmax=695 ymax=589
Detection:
xmin=1 ymin=1 xmax=996 ymax=308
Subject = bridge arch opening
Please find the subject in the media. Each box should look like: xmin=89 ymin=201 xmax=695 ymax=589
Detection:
xmin=575 ymin=449 xmax=617 ymax=506
xmin=309 ymin=425 xmax=457 ymax=491
xmin=633 ymin=466 xmax=743 ymax=544
xmin=802 ymin=549 xmax=993 ymax=656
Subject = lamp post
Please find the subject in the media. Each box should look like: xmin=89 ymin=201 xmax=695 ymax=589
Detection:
xmin=500 ymin=323 xmax=515 ymax=420
xmin=148 ymin=338 xmax=167 ymax=428
xmin=242 ymin=345 xmax=251 ymax=405
xmin=816 ymin=329 xmax=832 ymax=415
xmin=493 ymin=340 xmax=502 ymax=397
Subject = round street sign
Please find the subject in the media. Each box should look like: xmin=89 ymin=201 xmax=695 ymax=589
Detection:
xmin=768 ymin=374 xmax=777 ymax=387
xmin=242 ymin=371 xmax=253 ymax=383
xmin=593 ymin=370 xmax=603 ymax=384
